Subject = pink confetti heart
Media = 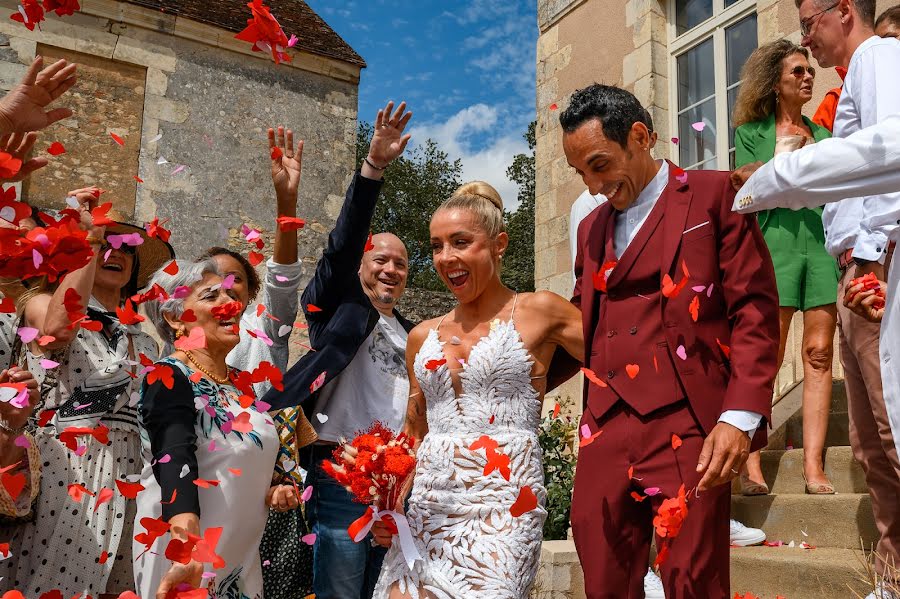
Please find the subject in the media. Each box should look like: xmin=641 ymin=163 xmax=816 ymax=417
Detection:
xmin=645 ymin=487 xmax=661 ymax=496
xmin=707 ymin=284 xmax=714 ymax=298
xmin=32 ymin=249 xmax=42 ymax=269
xmin=691 ymin=286 xmax=706 ymax=293
xmin=287 ymin=34 xmax=299 ymax=47
xmin=171 ymin=165 xmax=186 ymax=176
xmin=671 ymin=137 xmax=679 ymax=144
xmin=301 ymin=485 xmax=313 ymax=502
xmin=580 ymin=424 xmax=592 ymax=438
xmin=74 ymin=444 xmax=87 ymax=456
xmin=254 ymin=399 xmax=271 ymax=412
xmin=202 ymin=572 xmax=216 ymax=579
xmin=40 ymin=358 xmax=59 ymax=369
xmin=17 ymin=327 xmax=39 ymax=344
xmin=262 ymin=559 xmax=271 ymax=567
xmin=676 ymin=345 xmax=687 ymax=360
xmin=275 ymin=275 xmax=289 ymax=282
xmin=173 ymin=286 xmax=191 ymax=299
xmin=208 ymin=439 xmax=219 ymax=452
xmin=691 ymin=121 xmax=705 ymax=132
xmin=103 ymin=248 xmax=112 ymax=262
xmin=158 ymin=453 xmax=171 ymax=464
xmin=676 ymin=172 xmax=688 ymax=185
xmin=14 ymin=435 xmax=30 ymax=448
xmin=301 ymin=533 xmax=316 ymax=545
xmin=222 ymin=274 xmax=236 ymax=289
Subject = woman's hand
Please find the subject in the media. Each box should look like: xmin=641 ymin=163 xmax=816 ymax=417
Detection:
xmin=0 ymin=132 xmax=48 ymax=182
xmin=67 ymin=186 xmax=104 ymax=236
xmin=155 ymin=559 xmax=204 ymax=599
xmin=366 ymin=101 xmax=412 ymax=169
xmin=268 ymin=126 xmax=303 ymax=203
xmin=0 ymin=56 xmax=77 ymax=135
xmin=0 ymin=367 xmax=40 ymax=430
xmin=266 ymin=484 xmax=300 ymax=512
xmin=371 ymin=518 xmax=396 ymax=548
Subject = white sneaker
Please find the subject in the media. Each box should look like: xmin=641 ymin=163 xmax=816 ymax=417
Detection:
xmin=644 ymin=568 xmax=665 ymax=598
xmin=730 ymin=519 xmax=766 ymax=546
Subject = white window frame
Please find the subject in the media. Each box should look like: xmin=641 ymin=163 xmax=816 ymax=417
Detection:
xmin=667 ymin=0 xmax=757 ymax=170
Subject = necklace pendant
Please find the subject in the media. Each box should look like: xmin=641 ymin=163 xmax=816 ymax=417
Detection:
xmin=450 ymin=336 xmax=462 ymax=345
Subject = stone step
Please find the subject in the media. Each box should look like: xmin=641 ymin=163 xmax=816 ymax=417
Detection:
xmin=782 ymin=410 xmax=850 ymax=449
xmin=746 ymin=446 xmax=867 ymax=495
xmin=731 ymin=494 xmax=877 ymax=550
xmin=767 ymin=381 xmax=849 ymax=450
xmin=731 ymin=546 xmax=872 ymax=598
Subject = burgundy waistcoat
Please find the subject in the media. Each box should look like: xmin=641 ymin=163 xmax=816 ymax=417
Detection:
xmin=587 ymin=192 xmax=686 ymax=420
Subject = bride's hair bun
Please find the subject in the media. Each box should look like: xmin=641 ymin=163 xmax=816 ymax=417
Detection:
xmin=435 ymin=181 xmax=506 ymax=237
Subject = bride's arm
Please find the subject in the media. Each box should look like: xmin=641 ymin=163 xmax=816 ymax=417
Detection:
xmin=532 ymin=291 xmax=585 ymax=391
xmin=401 ymin=323 xmax=429 ymax=442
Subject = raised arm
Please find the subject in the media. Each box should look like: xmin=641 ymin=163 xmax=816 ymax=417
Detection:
xmin=23 ymin=188 xmax=104 ymax=349
xmin=300 ymin=101 xmax=412 ymax=320
xmin=0 ymin=56 xmax=77 ymax=135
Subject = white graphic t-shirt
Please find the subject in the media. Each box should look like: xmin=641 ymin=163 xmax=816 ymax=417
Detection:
xmin=312 ymin=313 xmax=409 ymax=442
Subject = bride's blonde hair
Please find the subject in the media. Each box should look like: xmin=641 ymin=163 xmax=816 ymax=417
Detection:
xmin=434 ymin=181 xmax=505 ymax=238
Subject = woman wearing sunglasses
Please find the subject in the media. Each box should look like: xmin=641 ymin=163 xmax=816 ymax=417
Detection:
xmin=4 ymin=187 xmax=174 ymax=597
xmin=732 ymin=40 xmax=839 ymax=497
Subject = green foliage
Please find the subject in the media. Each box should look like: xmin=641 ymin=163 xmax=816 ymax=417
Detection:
xmin=357 ymin=120 xmax=536 ymax=292
xmin=538 ymin=395 xmax=578 ymax=541
xmin=502 ymin=120 xmax=536 ymax=292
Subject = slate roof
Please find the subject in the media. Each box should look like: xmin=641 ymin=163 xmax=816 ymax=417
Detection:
xmin=122 ymin=0 xmax=365 ymax=67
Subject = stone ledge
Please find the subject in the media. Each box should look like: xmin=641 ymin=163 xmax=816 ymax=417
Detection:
xmin=535 ymin=539 xmax=586 ymax=599
xmin=538 ymin=0 xmax=589 ymax=33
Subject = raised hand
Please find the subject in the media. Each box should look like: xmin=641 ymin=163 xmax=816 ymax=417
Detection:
xmin=367 ymin=100 xmax=412 ymax=168
xmin=0 ymin=132 xmax=48 ymax=182
xmin=67 ymin=186 xmax=104 ymax=235
xmin=268 ymin=126 xmax=303 ymax=201
xmin=0 ymin=57 xmax=77 ymax=135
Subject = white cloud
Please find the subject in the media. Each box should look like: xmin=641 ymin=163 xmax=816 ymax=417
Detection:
xmin=409 ymin=104 xmax=529 ymax=211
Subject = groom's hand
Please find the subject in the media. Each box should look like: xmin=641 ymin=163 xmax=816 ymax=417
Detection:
xmin=696 ymin=422 xmax=750 ymax=491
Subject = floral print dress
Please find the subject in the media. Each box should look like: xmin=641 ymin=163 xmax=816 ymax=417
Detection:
xmin=132 ymin=358 xmax=278 ymax=598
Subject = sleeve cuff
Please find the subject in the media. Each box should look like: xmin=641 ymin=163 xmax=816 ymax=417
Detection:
xmin=851 ymin=231 xmax=891 ymax=264
xmin=719 ymin=410 xmax=763 ymax=438
xmin=265 ymin=258 xmax=303 ymax=286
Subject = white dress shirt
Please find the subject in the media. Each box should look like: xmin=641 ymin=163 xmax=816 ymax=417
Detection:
xmin=570 ymin=189 xmax=607 ymax=285
xmin=821 ymin=35 xmax=900 ymax=261
xmin=581 ymin=160 xmax=763 ymax=437
xmin=732 ymin=115 xmax=900 ymax=459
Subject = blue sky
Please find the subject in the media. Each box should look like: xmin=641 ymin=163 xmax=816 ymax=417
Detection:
xmin=304 ymin=0 xmax=538 ymax=209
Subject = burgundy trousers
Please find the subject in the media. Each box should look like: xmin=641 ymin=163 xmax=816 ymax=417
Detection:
xmin=571 ymin=400 xmax=731 ymax=599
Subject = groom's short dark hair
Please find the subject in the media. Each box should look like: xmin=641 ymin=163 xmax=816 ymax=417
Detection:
xmin=560 ymin=84 xmax=649 ymax=149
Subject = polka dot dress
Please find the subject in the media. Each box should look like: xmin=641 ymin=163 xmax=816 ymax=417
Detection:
xmin=2 ymin=297 xmax=158 ymax=595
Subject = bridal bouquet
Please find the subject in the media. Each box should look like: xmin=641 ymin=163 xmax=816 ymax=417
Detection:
xmin=321 ymin=422 xmax=421 ymax=568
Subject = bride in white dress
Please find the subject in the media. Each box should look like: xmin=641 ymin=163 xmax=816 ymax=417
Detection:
xmin=371 ymin=181 xmax=583 ymax=599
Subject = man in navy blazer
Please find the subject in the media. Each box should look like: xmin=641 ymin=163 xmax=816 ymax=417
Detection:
xmin=263 ymin=101 xmax=416 ymax=599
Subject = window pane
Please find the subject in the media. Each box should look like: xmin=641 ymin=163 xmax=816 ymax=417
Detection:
xmin=726 ymin=14 xmax=758 ymax=86
xmin=677 ymin=38 xmax=715 ymax=109
xmin=678 ymin=97 xmax=717 ymax=169
xmin=676 ymin=0 xmax=714 ymax=35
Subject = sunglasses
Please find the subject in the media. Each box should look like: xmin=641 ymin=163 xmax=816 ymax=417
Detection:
xmin=790 ymin=65 xmax=816 ymax=77
xmin=799 ymin=1 xmax=839 ymax=36
xmin=99 ymin=239 xmax=137 ymax=255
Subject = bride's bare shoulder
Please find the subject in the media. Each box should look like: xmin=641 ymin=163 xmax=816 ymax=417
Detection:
xmin=516 ymin=290 xmax=574 ymax=314
xmin=407 ymin=316 xmax=444 ymax=349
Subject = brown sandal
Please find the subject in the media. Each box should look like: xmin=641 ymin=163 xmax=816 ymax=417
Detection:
xmin=802 ymin=473 xmax=835 ymax=494
xmin=740 ymin=474 xmax=770 ymax=496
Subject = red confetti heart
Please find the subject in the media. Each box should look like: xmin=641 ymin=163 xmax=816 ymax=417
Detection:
xmin=424 ymin=358 xmax=446 ymax=371
xmin=510 ymin=486 xmax=538 ymax=517
xmin=671 ymin=434 xmax=683 ymax=450
xmin=162 ymin=260 xmax=179 ymax=275
xmin=110 ymin=132 xmax=125 ymax=146
xmin=47 ymin=141 xmax=66 ymax=155
xmin=625 ymin=364 xmax=640 ymax=379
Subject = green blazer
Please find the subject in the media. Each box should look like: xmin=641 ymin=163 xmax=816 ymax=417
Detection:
xmin=734 ymin=113 xmax=831 ymax=228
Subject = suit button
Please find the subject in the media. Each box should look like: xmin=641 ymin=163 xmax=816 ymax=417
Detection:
xmin=630 ymin=326 xmax=638 ymax=335
xmin=607 ymin=370 xmax=615 ymax=379
xmin=607 ymin=330 xmax=617 ymax=338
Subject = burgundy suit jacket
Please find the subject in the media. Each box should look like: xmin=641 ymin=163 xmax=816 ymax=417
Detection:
xmin=572 ymin=162 xmax=780 ymax=451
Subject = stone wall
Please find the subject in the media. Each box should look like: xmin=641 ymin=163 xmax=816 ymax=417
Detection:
xmin=0 ymin=0 xmax=360 ymax=294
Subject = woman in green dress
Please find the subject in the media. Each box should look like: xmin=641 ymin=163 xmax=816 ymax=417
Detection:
xmin=733 ymin=39 xmax=838 ymax=495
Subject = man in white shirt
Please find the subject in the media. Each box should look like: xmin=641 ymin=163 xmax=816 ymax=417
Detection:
xmin=739 ymin=0 xmax=900 ymax=584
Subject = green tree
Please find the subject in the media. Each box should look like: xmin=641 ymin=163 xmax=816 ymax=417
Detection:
xmin=357 ymin=122 xmax=462 ymax=290
xmin=502 ymin=121 xmax=536 ymax=292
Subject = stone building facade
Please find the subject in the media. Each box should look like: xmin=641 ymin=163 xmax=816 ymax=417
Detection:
xmin=0 ymin=0 xmax=364 ymax=282
xmin=536 ymin=0 xmax=894 ymax=410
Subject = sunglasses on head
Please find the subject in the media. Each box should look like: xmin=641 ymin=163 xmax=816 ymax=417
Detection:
xmin=790 ymin=65 xmax=816 ymax=77
xmin=99 ymin=239 xmax=137 ymax=255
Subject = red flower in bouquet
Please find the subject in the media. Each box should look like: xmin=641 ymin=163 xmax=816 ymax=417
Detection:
xmin=234 ymin=0 xmax=292 ymax=65
xmin=0 ymin=219 xmax=92 ymax=282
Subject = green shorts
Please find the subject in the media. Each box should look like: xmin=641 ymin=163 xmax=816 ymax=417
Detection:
xmin=759 ymin=207 xmax=839 ymax=311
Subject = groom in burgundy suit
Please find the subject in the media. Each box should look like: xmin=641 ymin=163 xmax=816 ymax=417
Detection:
xmin=563 ymin=84 xmax=780 ymax=598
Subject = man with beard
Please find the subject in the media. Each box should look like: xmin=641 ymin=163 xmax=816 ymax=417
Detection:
xmin=264 ymin=101 xmax=415 ymax=599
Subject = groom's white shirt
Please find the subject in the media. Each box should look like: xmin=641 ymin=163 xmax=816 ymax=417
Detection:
xmin=732 ymin=113 xmax=900 ymax=459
